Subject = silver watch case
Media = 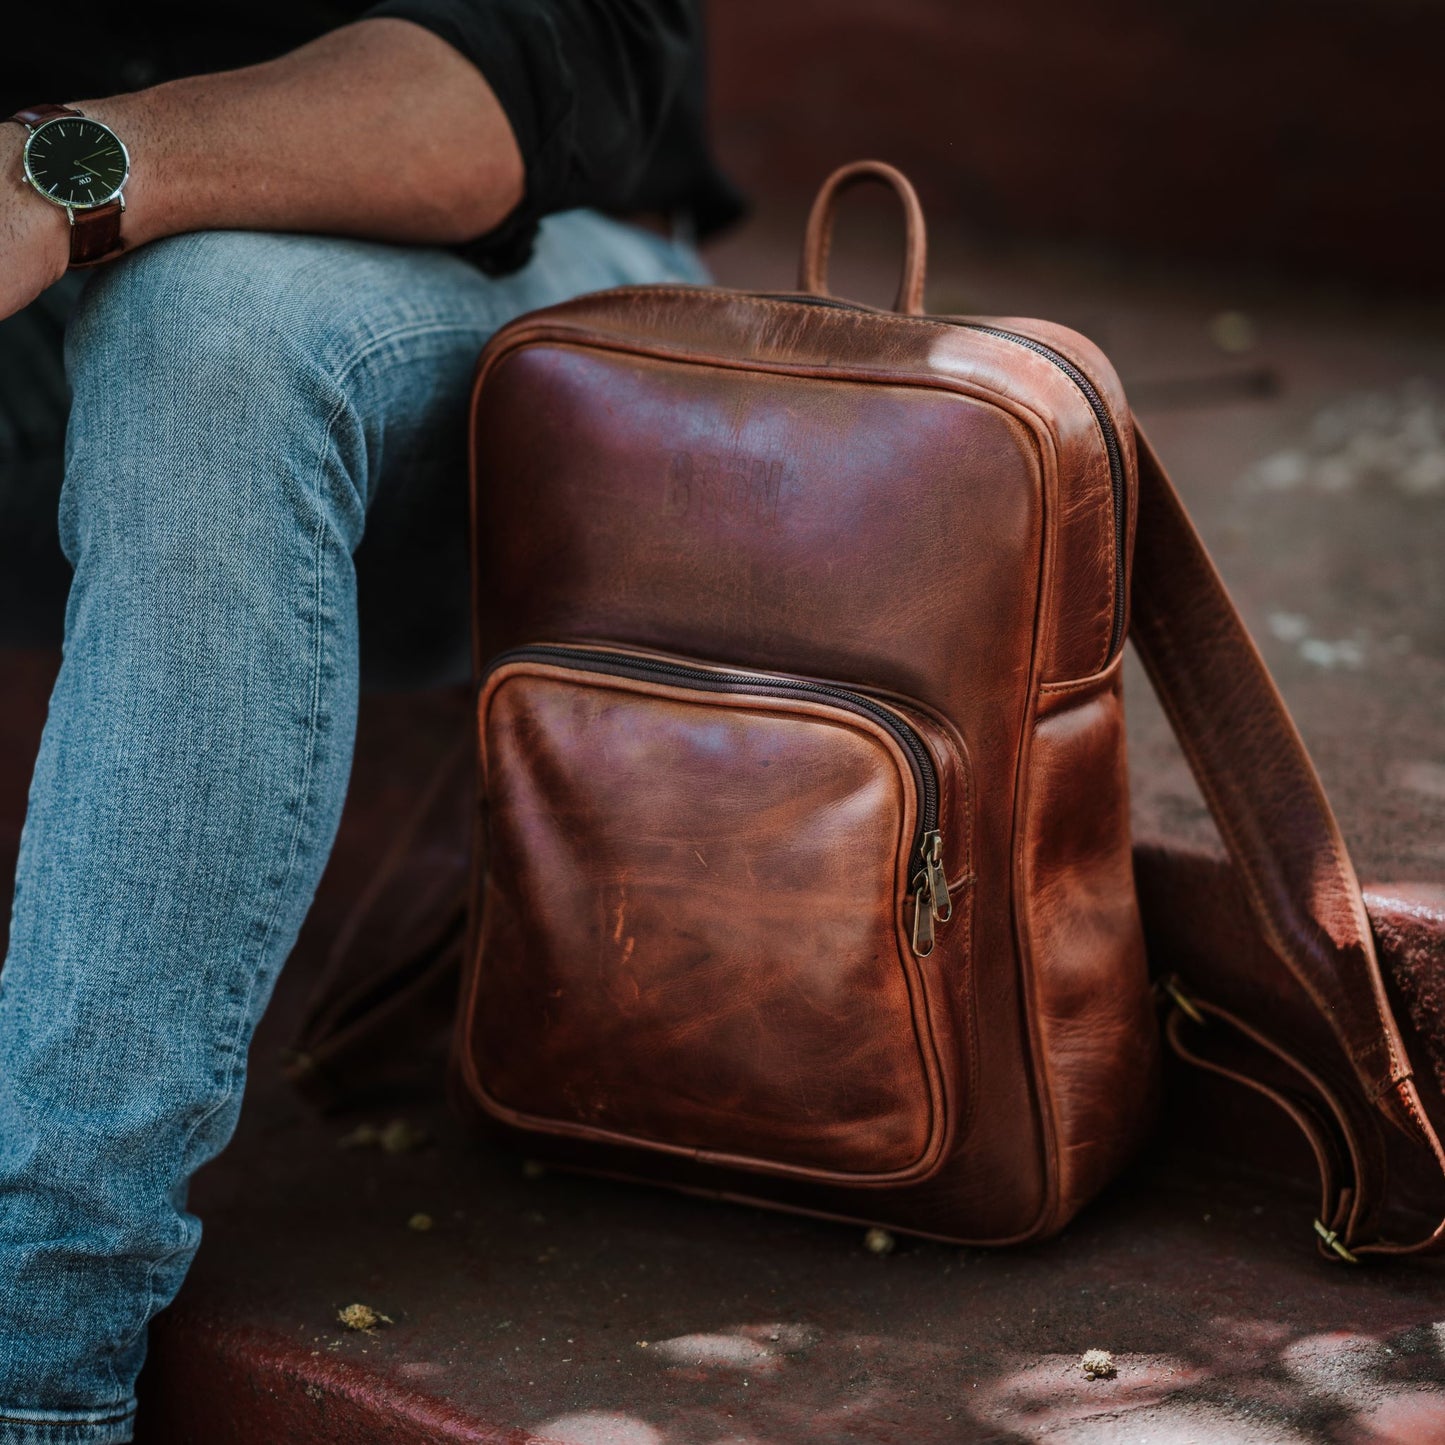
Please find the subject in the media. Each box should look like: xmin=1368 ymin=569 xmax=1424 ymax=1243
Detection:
xmin=19 ymin=113 xmax=130 ymax=227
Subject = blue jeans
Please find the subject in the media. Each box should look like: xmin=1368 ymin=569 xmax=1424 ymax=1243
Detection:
xmin=0 ymin=213 xmax=708 ymax=1443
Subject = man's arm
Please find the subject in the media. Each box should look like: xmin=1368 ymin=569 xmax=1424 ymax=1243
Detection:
xmin=1 ymin=18 xmax=525 ymax=321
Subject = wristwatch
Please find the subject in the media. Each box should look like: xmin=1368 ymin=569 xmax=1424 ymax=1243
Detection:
xmin=8 ymin=104 xmax=129 ymax=268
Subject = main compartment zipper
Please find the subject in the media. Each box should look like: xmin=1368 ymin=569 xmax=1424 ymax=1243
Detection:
xmin=765 ymin=294 xmax=1130 ymax=661
xmin=489 ymin=644 xmax=953 ymax=956
xmin=959 ymin=324 xmax=1128 ymax=659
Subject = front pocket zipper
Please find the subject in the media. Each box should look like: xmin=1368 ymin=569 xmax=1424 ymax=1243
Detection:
xmin=488 ymin=643 xmax=955 ymax=957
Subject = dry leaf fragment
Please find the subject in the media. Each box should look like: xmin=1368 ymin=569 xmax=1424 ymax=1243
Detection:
xmin=337 ymin=1303 xmax=393 ymax=1332
xmin=379 ymin=1119 xmax=430 ymax=1154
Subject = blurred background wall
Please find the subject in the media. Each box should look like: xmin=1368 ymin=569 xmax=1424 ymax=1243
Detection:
xmin=706 ymin=0 xmax=1442 ymax=288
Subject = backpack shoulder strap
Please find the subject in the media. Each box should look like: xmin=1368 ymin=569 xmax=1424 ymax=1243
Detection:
xmin=1129 ymin=420 xmax=1445 ymax=1258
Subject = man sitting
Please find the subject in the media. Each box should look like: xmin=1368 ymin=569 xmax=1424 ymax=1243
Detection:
xmin=0 ymin=4 xmax=738 ymax=1437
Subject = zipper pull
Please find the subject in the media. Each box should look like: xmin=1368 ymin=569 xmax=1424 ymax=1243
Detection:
xmin=922 ymin=830 xmax=951 ymax=923
xmin=911 ymin=871 xmax=935 ymax=957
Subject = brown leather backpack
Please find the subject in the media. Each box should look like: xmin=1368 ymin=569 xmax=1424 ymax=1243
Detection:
xmin=307 ymin=161 xmax=1445 ymax=1259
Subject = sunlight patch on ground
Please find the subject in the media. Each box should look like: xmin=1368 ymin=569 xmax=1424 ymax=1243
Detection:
xmin=532 ymin=1411 xmax=664 ymax=1445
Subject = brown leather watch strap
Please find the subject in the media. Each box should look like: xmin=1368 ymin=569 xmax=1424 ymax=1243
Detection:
xmin=1130 ymin=420 xmax=1445 ymax=1258
xmin=67 ymin=202 xmax=125 ymax=269
xmin=9 ymin=104 xmax=127 ymax=269
xmin=11 ymin=102 xmax=82 ymax=126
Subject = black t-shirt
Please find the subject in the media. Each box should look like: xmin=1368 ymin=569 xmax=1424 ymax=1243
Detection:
xmin=5 ymin=0 xmax=743 ymax=273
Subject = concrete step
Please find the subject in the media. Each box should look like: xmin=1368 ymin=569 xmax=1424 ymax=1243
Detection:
xmin=131 ymin=1088 xmax=1445 ymax=1444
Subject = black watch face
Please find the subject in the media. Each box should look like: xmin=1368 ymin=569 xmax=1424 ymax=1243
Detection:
xmin=24 ymin=117 xmax=128 ymax=209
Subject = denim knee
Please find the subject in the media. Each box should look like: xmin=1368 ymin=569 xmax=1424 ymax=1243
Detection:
xmin=58 ymin=231 xmax=379 ymax=573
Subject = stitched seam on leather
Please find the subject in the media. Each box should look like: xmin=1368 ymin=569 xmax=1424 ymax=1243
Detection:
xmin=995 ymin=423 xmax=1067 ymax=1239
xmin=958 ymin=869 xmax=980 ymax=1153
xmin=1390 ymin=1078 xmax=1435 ymax=1142
xmin=1012 ymin=357 xmax=1115 ymax=679
xmin=1038 ymin=667 xmax=1120 ymax=698
xmin=1015 ymin=725 xmax=1070 ymax=1233
xmin=1038 ymin=679 xmax=1103 ymax=698
xmin=911 ymin=708 xmax=975 ymax=890
xmin=1003 ymin=500 xmax=1069 ymax=1239
xmin=928 ymin=727 xmax=977 ymax=1152
xmin=1089 ymin=438 xmax=1119 ymax=676
xmin=507 ymin=286 xmax=1111 ymax=371
xmin=477 ymin=328 xmax=1032 ymax=409
xmin=941 ymin=731 xmax=979 ymax=1145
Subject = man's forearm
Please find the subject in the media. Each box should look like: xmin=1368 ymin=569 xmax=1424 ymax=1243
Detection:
xmin=74 ymin=19 xmax=525 ymax=255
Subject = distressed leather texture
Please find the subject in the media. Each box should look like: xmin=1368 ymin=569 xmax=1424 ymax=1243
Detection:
xmin=457 ymin=161 xmax=1445 ymax=1253
xmin=468 ymin=659 xmax=968 ymax=1180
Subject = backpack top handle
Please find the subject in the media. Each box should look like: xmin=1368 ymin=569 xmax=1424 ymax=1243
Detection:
xmin=799 ymin=159 xmax=928 ymax=316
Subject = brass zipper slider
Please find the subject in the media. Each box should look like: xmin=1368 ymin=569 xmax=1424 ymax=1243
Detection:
xmin=911 ymin=870 xmax=936 ymax=957
xmin=923 ymin=830 xmax=951 ymax=923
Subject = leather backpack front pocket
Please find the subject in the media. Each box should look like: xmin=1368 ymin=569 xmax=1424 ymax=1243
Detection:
xmin=463 ymin=644 xmax=971 ymax=1184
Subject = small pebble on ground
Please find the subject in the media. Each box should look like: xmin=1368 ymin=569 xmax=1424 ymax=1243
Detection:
xmin=379 ymin=1119 xmax=430 ymax=1153
xmin=1080 ymin=1348 xmax=1116 ymax=1380
xmin=336 ymin=1119 xmax=431 ymax=1153
xmin=863 ymin=1227 xmax=896 ymax=1255
xmin=337 ymin=1303 xmax=393 ymax=1332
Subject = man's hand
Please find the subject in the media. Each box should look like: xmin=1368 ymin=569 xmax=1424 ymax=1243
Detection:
xmin=0 ymin=19 xmax=525 ymax=325
xmin=1 ymin=124 xmax=70 ymax=321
